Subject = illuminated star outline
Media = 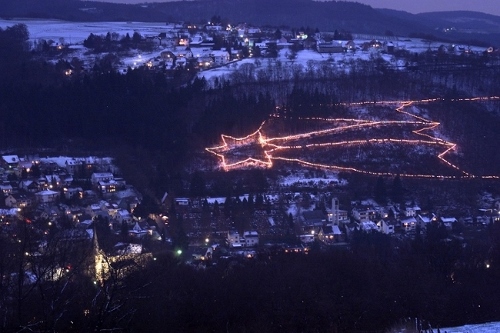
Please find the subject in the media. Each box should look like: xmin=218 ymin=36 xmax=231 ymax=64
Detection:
xmin=205 ymin=123 xmax=273 ymax=170
xmin=205 ymin=97 xmax=500 ymax=179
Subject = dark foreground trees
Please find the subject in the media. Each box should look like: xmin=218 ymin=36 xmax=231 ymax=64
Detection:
xmin=4 ymin=223 xmax=500 ymax=332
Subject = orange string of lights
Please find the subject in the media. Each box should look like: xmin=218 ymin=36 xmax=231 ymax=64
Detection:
xmin=205 ymin=96 xmax=500 ymax=179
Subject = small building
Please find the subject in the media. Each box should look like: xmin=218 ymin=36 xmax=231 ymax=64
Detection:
xmin=404 ymin=204 xmax=421 ymax=217
xmin=1 ymin=155 xmax=20 ymax=169
xmin=378 ymin=218 xmax=396 ymax=234
xmin=91 ymin=172 xmax=114 ymax=185
xmin=209 ymin=50 xmax=230 ymax=66
xmin=197 ymin=56 xmax=214 ymax=69
xmin=227 ymin=230 xmax=242 ymax=248
xmin=352 ymin=205 xmax=377 ymax=223
xmin=401 ymin=217 xmax=417 ymax=231
xmin=318 ymin=225 xmax=335 ymax=244
xmin=317 ymin=42 xmax=344 ymax=53
xmin=417 ymin=213 xmax=436 ymax=229
xmin=243 ymin=231 xmax=259 ymax=247
xmin=299 ymin=234 xmax=315 ymax=243
xmin=440 ymin=217 xmax=457 ymax=230
xmin=5 ymin=193 xmax=32 ymax=208
xmin=0 ymin=184 xmax=13 ymax=195
xmin=35 ymin=190 xmax=60 ymax=203
xmin=63 ymin=187 xmax=83 ymax=200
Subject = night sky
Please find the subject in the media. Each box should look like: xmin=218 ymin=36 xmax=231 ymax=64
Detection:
xmin=95 ymin=0 xmax=500 ymax=16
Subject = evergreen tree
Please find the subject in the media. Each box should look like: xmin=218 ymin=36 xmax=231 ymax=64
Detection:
xmin=374 ymin=176 xmax=387 ymax=204
xmin=391 ymin=174 xmax=404 ymax=204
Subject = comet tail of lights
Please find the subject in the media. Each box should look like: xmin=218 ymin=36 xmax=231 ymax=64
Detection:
xmin=205 ymin=96 xmax=500 ymax=179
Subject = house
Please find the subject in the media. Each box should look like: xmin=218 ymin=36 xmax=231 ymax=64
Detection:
xmin=404 ymin=204 xmax=421 ymax=217
xmin=378 ymin=218 xmax=396 ymax=234
xmin=352 ymin=205 xmax=377 ymax=223
xmin=45 ymin=174 xmax=61 ymax=189
xmin=318 ymin=225 xmax=335 ymax=244
xmin=440 ymin=217 xmax=457 ymax=230
xmin=98 ymin=180 xmax=117 ymax=194
xmin=209 ymin=50 xmax=230 ymax=66
xmin=385 ymin=41 xmax=395 ymax=54
xmin=18 ymin=160 xmax=33 ymax=172
xmin=227 ymin=230 xmax=242 ymax=248
xmin=91 ymin=172 xmax=114 ymax=185
xmin=174 ymin=197 xmax=190 ymax=207
xmin=360 ymin=221 xmax=379 ymax=232
xmin=63 ymin=187 xmax=83 ymax=200
xmin=243 ymin=231 xmax=259 ymax=247
xmin=299 ymin=234 xmax=315 ymax=243
xmin=19 ymin=180 xmax=41 ymax=192
xmin=0 ymin=184 xmax=13 ymax=195
xmin=35 ymin=190 xmax=60 ymax=203
xmin=64 ymin=159 xmax=82 ymax=174
xmin=401 ymin=217 xmax=417 ymax=231
xmin=116 ymin=209 xmax=133 ymax=224
xmin=5 ymin=193 xmax=32 ymax=208
xmin=317 ymin=42 xmax=344 ymax=53
xmin=189 ymin=34 xmax=203 ymax=46
xmin=175 ymin=47 xmax=193 ymax=59
xmin=197 ymin=56 xmax=214 ymax=69
xmin=1 ymin=155 xmax=20 ymax=169
xmin=345 ymin=40 xmax=356 ymax=51
xmin=417 ymin=213 xmax=436 ymax=229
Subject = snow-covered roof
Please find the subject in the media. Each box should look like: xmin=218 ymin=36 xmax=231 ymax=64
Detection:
xmin=2 ymin=155 xmax=19 ymax=164
xmin=0 ymin=208 xmax=20 ymax=216
xmin=206 ymin=197 xmax=225 ymax=204
xmin=360 ymin=221 xmax=378 ymax=231
xmin=401 ymin=217 xmax=417 ymax=224
xmin=36 ymin=190 xmax=59 ymax=195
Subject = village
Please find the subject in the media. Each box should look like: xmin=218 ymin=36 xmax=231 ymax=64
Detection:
xmin=7 ymin=17 xmax=495 ymax=81
xmin=1 ymin=153 xmax=499 ymax=269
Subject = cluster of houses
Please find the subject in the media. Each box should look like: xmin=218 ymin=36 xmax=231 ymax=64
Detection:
xmin=165 ymin=189 xmax=500 ymax=255
xmin=3 ymin=152 xmax=499 ymax=264
xmin=128 ymin=19 xmax=498 ymax=73
xmin=297 ymin=196 xmax=500 ymax=246
xmin=0 ymin=154 xmax=163 ymax=246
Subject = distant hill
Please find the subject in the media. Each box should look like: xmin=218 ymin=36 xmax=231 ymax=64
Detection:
xmin=418 ymin=11 xmax=500 ymax=34
xmin=0 ymin=0 xmax=499 ymax=45
xmin=380 ymin=9 xmax=500 ymax=45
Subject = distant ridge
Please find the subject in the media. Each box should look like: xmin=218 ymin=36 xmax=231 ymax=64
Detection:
xmin=0 ymin=0 xmax=498 ymax=44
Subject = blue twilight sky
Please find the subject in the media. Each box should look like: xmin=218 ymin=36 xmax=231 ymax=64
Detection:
xmin=92 ymin=0 xmax=500 ymax=17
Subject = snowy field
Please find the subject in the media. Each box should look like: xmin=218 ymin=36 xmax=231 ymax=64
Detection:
xmin=279 ymin=170 xmax=344 ymax=187
xmin=440 ymin=321 xmax=500 ymax=333
xmin=0 ymin=19 xmax=489 ymax=80
xmin=0 ymin=19 xmax=169 ymax=44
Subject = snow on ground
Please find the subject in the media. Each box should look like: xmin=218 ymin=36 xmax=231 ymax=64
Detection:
xmin=1 ymin=19 xmax=489 ymax=83
xmin=279 ymin=170 xmax=343 ymax=187
xmin=441 ymin=321 xmax=500 ymax=333
xmin=0 ymin=19 xmax=169 ymax=44
xmin=39 ymin=156 xmax=113 ymax=168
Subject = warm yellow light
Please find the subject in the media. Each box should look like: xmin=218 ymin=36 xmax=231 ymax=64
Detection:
xmin=205 ymin=96 xmax=500 ymax=179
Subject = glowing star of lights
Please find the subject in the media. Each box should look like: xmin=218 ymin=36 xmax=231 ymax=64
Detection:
xmin=205 ymin=124 xmax=272 ymax=170
xmin=205 ymin=97 xmax=500 ymax=179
